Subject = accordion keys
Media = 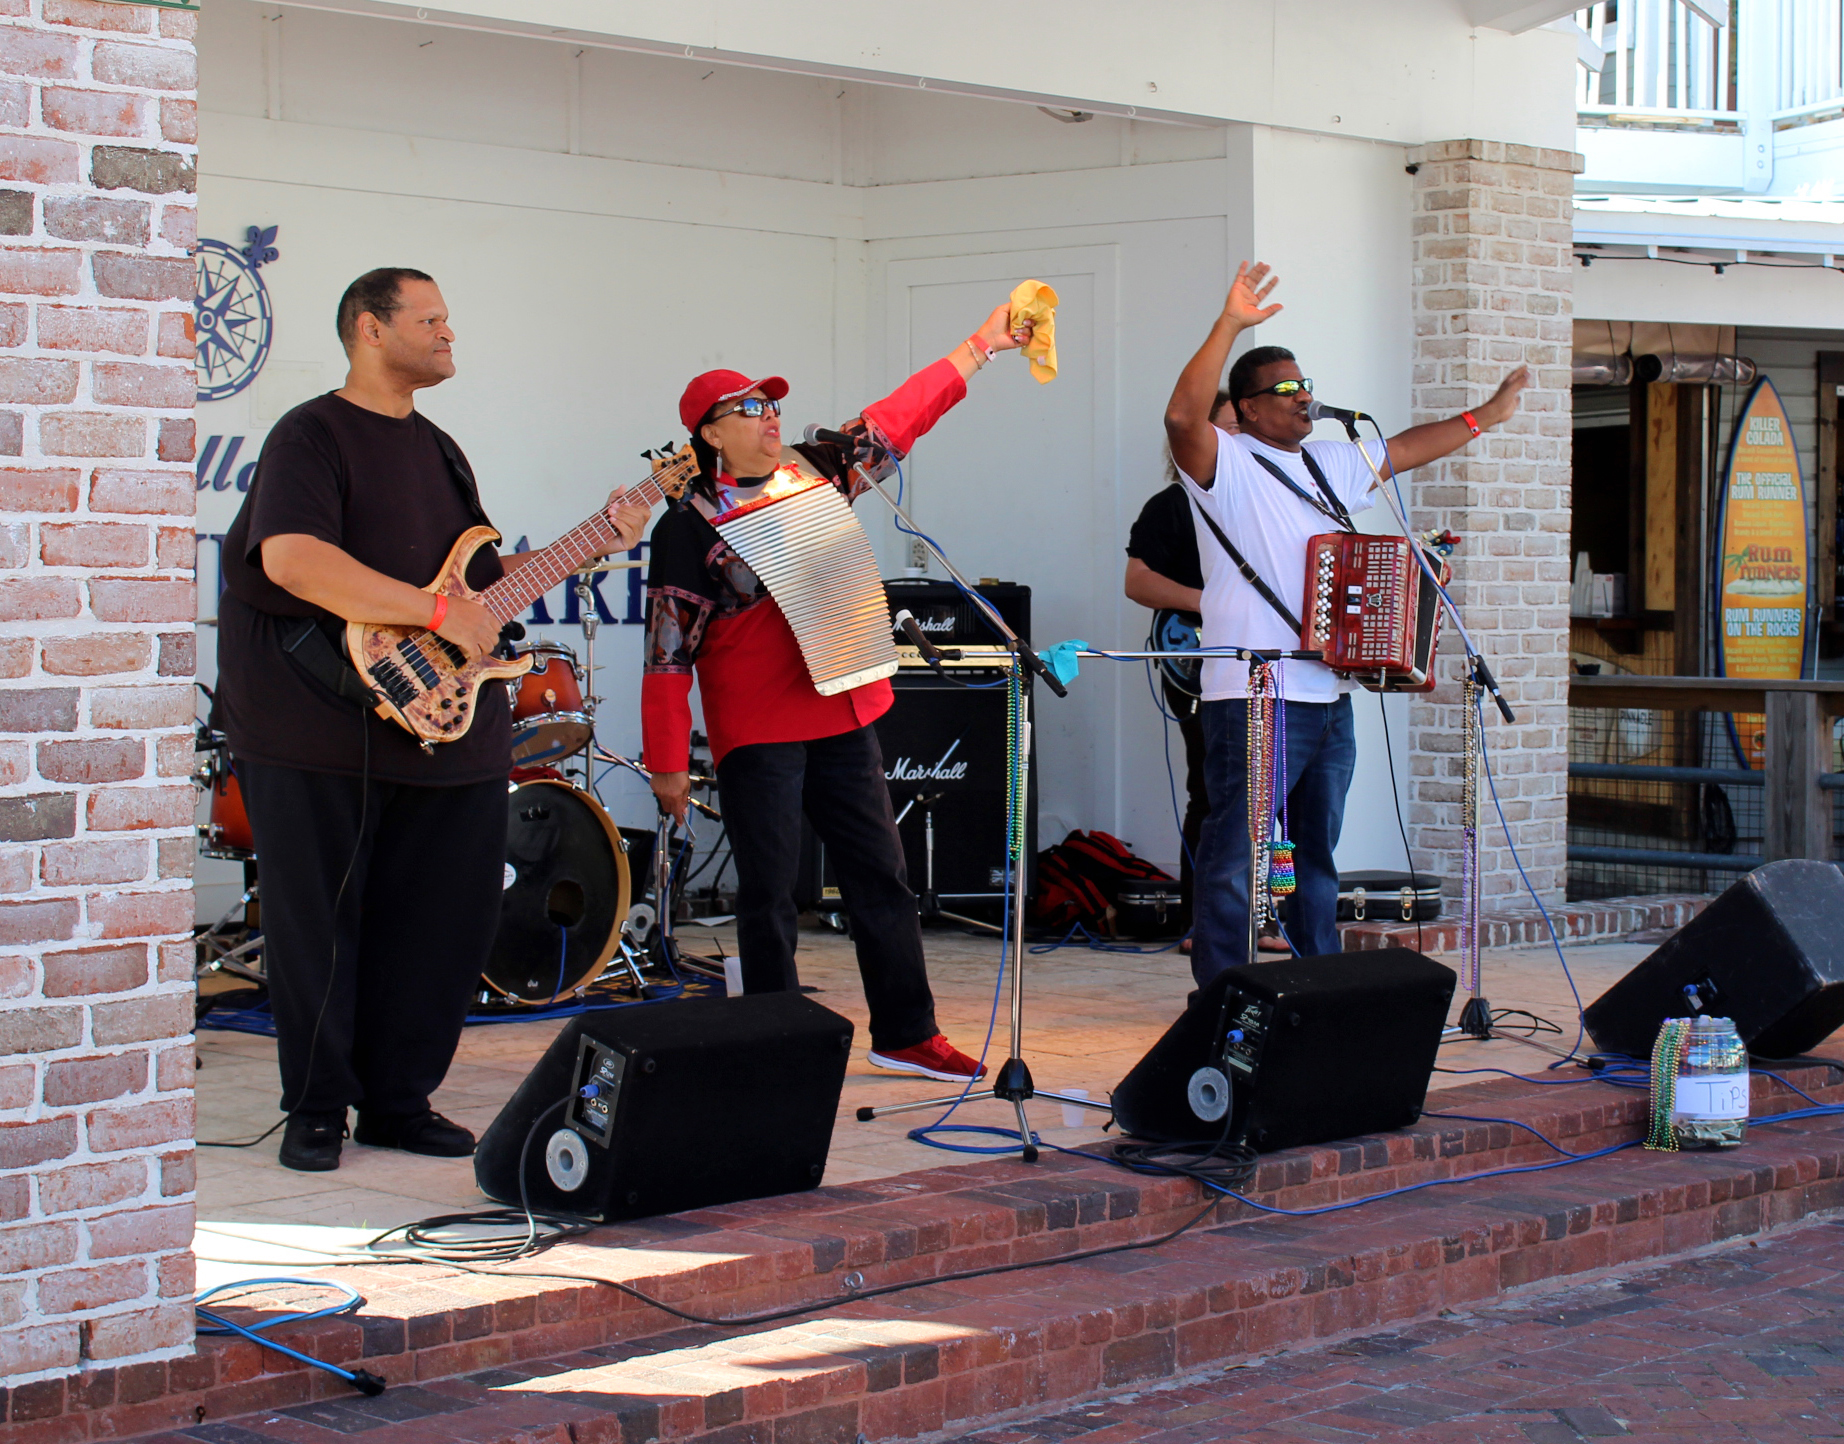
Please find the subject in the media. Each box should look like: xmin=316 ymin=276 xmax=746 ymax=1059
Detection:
xmin=1299 ymin=532 xmax=1450 ymax=693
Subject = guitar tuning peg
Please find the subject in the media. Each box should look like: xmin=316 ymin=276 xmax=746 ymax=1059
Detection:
xmin=640 ymin=448 xmax=655 ymax=460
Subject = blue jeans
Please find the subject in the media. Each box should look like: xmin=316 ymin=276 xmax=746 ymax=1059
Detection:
xmin=1191 ymin=694 xmax=1356 ymax=987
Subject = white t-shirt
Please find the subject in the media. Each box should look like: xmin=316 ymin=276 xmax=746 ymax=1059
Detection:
xmin=1177 ymin=427 xmax=1382 ymax=702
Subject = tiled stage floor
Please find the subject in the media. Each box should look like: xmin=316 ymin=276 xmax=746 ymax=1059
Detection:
xmin=193 ymin=920 xmax=1652 ymax=1286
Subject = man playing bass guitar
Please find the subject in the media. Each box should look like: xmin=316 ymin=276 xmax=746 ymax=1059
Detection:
xmin=216 ymin=268 xmax=650 ymax=1172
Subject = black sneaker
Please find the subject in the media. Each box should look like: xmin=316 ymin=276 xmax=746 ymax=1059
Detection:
xmin=353 ymin=1108 xmax=476 ymax=1157
xmin=279 ymin=1111 xmax=347 ymax=1172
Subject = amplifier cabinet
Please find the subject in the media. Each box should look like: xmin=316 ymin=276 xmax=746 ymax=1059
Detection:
xmin=797 ymin=668 xmax=1037 ymax=915
xmin=884 ymin=577 xmax=1030 ymax=650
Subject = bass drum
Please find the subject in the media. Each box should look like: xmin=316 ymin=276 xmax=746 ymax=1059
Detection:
xmin=483 ymin=779 xmax=630 ymax=1004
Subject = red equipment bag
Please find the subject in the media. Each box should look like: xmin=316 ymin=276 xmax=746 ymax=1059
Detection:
xmin=1031 ymin=829 xmax=1175 ymax=931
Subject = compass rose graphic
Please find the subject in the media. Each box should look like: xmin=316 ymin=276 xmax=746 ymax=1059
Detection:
xmin=194 ymin=227 xmax=277 ymax=402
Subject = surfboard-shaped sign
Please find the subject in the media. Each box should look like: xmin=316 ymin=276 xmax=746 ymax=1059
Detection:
xmin=1714 ymin=375 xmax=1809 ymax=767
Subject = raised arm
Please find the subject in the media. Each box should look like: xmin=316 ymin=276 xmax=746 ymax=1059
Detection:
xmin=1380 ymin=366 xmax=1530 ymax=475
xmin=1164 ymin=262 xmax=1281 ymax=487
xmin=856 ymin=298 xmax=1036 ymax=460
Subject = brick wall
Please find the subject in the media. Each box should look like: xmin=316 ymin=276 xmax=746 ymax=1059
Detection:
xmin=0 ymin=0 xmax=196 ymax=1385
xmin=1404 ymin=139 xmax=1580 ymax=907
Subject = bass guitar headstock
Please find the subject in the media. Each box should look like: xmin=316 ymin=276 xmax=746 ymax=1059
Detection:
xmin=641 ymin=442 xmax=698 ymax=500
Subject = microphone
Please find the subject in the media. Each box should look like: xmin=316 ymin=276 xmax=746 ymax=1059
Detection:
xmin=1305 ymin=399 xmax=1371 ymax=425
xmin=802 ymin=424 xmax=857 ymax=449
xmin=892 ymin=609 xmax=961 ymax=666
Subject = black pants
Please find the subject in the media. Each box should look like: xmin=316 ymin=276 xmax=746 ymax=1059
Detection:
xmin=716 ymin=724 xmax=937 ymax=1053
xmin=238 ymin=759 xmax=509 ymax=1117
xmin=1163 ymin=679 xmax=1209 ymax=918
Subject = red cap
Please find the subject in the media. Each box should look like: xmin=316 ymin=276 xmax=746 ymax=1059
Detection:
xmin=678 ymin=370 xmax=790 ymax=434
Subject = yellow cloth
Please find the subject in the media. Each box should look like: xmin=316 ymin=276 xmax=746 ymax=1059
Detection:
xmin=1009 ymin=279 xmax=1058 ymax=384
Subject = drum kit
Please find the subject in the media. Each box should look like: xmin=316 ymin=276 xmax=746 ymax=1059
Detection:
xmin=194 ymin=561 xmax=725 ymax=1011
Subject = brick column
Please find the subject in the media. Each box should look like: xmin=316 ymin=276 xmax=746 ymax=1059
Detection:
xmin=1404 ymin=139 xmax=1580 ymax=908
xmin=0 ymin=0 xmax=197 ymax=1385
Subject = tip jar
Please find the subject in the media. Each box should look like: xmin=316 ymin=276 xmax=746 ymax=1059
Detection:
xmin=1646 ymin=1013 xmax=1748 ymax=1151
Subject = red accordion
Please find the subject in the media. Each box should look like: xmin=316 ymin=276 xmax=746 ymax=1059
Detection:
xmin=1300 ymin=533 xmax=1450 ymax=693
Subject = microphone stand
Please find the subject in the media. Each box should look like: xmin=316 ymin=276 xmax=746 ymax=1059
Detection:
xmin=849 ymin=459 xmax=1105 ymax=1157
xmin=1339 ymin=417 xmax=1510 ymax=1040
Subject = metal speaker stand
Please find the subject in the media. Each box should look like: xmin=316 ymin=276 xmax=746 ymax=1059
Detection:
xmin=895 ymin=789 xmax=1002 ymax=937
xmin=849 ymin=464 xmax=1107 ymax=1159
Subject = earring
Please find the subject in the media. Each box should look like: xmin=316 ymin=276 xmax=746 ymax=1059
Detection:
xmin=716 ymin=448 xmax=725 ymax=478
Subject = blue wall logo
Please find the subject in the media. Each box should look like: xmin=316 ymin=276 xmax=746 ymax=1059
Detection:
xmin=195 ymin=225 xmax=279 ymax=402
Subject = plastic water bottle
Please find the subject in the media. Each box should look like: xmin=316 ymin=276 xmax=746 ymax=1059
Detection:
xmin=1671 ymin=1014 xmax=1748 ymax=1149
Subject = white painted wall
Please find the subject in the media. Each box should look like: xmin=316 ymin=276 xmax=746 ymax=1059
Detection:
xmin=1576 ymin=260 xmax=1844 ymax=331
xmin=196 ymin=0 xmax=1537 ymax=915
xmin=252 ymin=0 xmax=1582 ymax=151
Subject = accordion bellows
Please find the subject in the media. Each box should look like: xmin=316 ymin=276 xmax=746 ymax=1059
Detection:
xmin=713 ymin=471 xmax=899 ymax=697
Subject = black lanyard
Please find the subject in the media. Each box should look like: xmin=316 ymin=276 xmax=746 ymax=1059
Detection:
xmin=1249 ymin=448 xmax=1357 ymax=533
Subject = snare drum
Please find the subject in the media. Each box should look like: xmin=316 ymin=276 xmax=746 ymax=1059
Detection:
xmin=509 ymin=642 xmax=595 ymax=765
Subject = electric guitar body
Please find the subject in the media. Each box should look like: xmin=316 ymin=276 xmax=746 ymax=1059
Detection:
xmin=342 ymin=445 xmax=696 ymax=751
xmin=345 ymin=526 xmax=531 ymax=749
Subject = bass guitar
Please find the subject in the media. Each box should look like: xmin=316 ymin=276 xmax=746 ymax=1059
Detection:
xmin=345 ymin=445 xmax=695 ymax=751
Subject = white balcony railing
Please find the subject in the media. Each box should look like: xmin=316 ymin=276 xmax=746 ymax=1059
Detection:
xmin=1577 ymin=0 xmax=1844 ymax=127
xmin=1576 ymin=1 xmax=1737 ymax=123
xmin=1775 ymin=0 xmax=1844 ymax=121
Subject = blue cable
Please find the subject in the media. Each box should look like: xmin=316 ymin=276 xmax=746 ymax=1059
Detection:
xmin=1751 ymin=1069 xmax=1829 ymax=1108
xmin=1046 ymin=1135 xmax=1641 ymax=1216
xmin=1473 ymin=694 xmax=1587 ymax=1063
xmin=907 ymin=670 xmax=1029 ymax=1156
xmin=1434 ymin=1065 xmax=1600 ymax=1086
xmin=1422 ymin=1110 xmax=1601 ymax=1158
xmin=194 ymin=1278 xmax=384 ymax=1395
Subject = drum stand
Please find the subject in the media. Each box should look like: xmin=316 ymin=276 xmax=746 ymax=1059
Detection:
xmin=593 ymin=747 xmax=727 ymax=985
xmin=893 ymin=790 xmax=1001 ymax=937
xmin=849 ymin=467 xmax=1108 ymax=1159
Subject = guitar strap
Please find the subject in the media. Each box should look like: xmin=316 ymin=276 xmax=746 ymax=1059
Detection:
xmin=1189 ymin=496 xmax=1304 ymax=636
xmin=1249 ymin=450 xmax=1357 ymax=532
xmin=282 ymin=617 xmax=378 ymax=707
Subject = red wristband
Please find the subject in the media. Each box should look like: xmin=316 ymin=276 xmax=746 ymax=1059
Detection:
xmin=428 ymin=593 xmax=448 ymax=631
xmin=1461 ymin=410 xmax=1481 ymax=438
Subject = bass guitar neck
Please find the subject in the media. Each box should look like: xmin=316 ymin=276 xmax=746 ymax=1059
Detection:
xmin=346 ymin=444 xmax=696 ymax=750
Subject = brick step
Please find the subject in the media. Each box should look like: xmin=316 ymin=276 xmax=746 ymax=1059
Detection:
xmin=109 ymin=1102 xmax=1844 ymax=1444
xmin=9 ymin=1057 xmax=1840 ymax=1444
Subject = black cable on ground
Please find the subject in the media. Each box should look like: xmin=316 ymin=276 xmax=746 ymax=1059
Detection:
xmin=199 ymin=1118 xmax=287 ymax=1150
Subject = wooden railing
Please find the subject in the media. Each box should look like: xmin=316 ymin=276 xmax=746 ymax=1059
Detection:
xmin=1569 ymin=675 xmax=1844 ymax=866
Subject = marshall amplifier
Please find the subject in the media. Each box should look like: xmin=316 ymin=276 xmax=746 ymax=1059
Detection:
xmin=885 ymin=577 xmax=1030 ymax=660
xmin=796 ymin=669 xmax=1037 ymax=919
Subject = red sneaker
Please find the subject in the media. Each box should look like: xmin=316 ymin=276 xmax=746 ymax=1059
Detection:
xmin=868 ymin=1034 xmax=988 ymax=1082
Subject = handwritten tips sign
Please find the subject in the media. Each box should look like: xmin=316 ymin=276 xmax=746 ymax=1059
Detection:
xmin=1716 ymin=376 xmax=1809 ymax=765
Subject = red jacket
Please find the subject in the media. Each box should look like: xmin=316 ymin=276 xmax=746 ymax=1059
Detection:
xmin=641 ymin=358 xmax=966 ymax=772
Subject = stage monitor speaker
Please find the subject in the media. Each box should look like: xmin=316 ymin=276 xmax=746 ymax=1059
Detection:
xmin=1112 ymin=950 xmax=1456 ymax=1151
xmin=475 ymin=992 xmax=853 ymax=1221
xmin=1582 ymin=859 xmax=1844 ymax=1060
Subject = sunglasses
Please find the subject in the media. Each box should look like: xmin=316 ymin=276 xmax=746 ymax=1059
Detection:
xmin=713 ymin=397 xmax=781 ymax=420
xmin=1250 ymin=378 xmax=1314 ymax=399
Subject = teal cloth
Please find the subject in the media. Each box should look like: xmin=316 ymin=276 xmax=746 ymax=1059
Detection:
xmin=1042 ymin=639 xmax=1088 ymax=686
